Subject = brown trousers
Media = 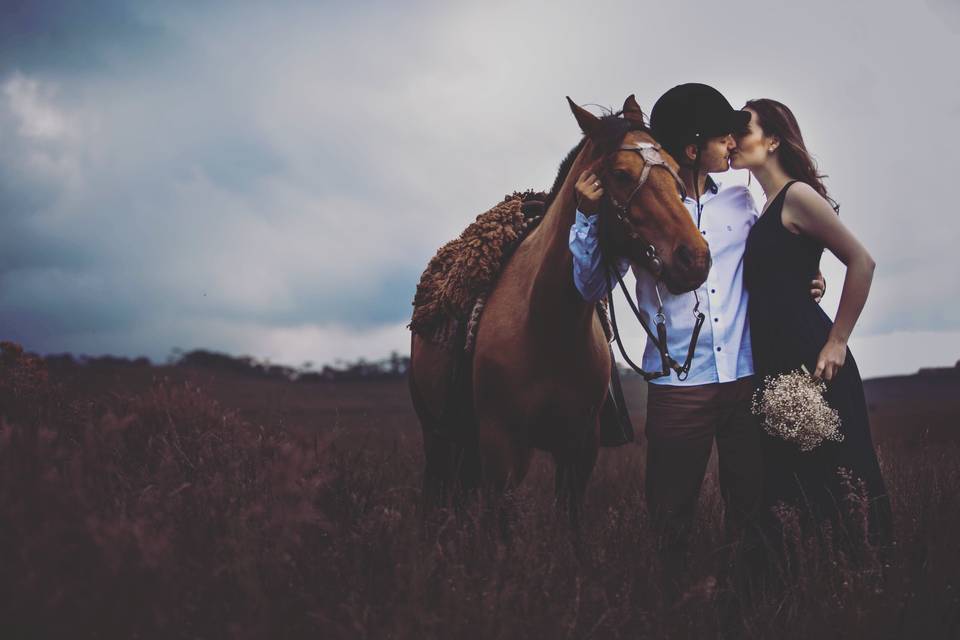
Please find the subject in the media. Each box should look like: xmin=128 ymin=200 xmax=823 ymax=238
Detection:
xmin=644 ymin=376 xmax=764 ymax=591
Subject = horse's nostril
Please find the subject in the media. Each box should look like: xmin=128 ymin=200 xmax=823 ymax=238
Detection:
xmin=676 ymin=244 xmax=695 ymax=270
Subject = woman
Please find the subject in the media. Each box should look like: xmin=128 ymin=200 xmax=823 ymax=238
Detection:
xmin=730 ymin=99 xmax=893 ymax=555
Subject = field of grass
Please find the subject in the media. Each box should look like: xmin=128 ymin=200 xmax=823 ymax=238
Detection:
xmin=1 ymin=341 xmax=958 ymax=638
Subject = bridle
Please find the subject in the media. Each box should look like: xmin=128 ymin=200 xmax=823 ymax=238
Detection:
xmin=599 ymin=139 xmax=705 ymax=382
xmin=608 ymin=141 xmax=688 ymax=206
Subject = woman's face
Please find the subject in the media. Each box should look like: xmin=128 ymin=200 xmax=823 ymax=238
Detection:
xmin=730 ymin=108 xmax=773 ymax=170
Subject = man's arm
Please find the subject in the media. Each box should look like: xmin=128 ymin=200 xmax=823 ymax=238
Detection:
xmin=569 ymin=170 xmax=628 ymax=303
xmin=569 ymin=210 xmax=629 ymax=303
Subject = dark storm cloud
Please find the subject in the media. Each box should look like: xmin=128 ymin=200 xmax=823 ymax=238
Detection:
xmin=0 ymin=0 xmax=957 ymax=375
xmin=0 ymin=0 xmax=173 ymax=75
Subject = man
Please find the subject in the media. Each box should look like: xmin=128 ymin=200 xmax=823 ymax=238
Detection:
xmin=569 ymin=83 xmax=825 ymax=600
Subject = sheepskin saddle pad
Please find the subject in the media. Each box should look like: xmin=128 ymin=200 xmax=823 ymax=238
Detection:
xmin=409 ymin=190 xmax=611 ymax=352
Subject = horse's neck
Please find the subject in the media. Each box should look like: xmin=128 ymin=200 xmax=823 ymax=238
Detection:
xmin=526 ymin=153 xmax=597 ymax=331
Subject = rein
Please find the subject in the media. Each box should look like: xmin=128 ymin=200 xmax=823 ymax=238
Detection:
xmin=599 ymin=141 xmax=705 ymax=382
xmin=603 ymin=260 xmax=705 ymax=381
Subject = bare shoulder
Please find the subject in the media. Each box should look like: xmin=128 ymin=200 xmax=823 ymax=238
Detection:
xmin=782 ymin=181 xmax=833 ymax=234
xmin=784 ymin=180 xmax=824 ymax=207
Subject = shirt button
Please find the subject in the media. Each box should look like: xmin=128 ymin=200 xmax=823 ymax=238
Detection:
xmin=711 ymin=289 xmax=716 ymax=294
xmin=701 ymin=230 xmax=706 ymax=235
xmin=716 ymin=346 xmax=722 ymax=352
xmin=713 ymin=317 xmax=718 ymax=322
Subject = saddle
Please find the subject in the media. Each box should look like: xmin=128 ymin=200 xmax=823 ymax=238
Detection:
xmin=410 ymin=190 xmax=551 ymax=349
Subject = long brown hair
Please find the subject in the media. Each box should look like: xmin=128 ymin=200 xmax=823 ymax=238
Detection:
xmin=745 ymin=98 xmax=839 ymax=213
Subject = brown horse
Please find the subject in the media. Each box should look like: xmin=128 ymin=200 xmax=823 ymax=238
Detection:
xmin=409 ymin=96 xmax=711 ymax=529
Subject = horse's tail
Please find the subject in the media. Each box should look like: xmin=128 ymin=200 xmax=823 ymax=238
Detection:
xmin=448 ymin=353 xmax=481 ymax=493
xmin=408 ymin=334 xmax=481 ymax=504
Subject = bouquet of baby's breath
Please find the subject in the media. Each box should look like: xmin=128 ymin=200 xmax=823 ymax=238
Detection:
xmin=751 ymin=365 xmax=843 ymax=452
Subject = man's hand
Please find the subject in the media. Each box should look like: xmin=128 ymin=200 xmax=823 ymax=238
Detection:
xmin=810 ymin=270 xmax=826 ymax=303
xmin=575 ymin=170 xmax=604 ymax=215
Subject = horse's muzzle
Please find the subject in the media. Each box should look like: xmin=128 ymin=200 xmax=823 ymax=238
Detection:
xmin=668 ymin=245 xmax=712 ymax=292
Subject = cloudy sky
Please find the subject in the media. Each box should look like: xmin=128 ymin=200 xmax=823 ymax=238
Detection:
xmin=2 ymin=0 xmax=958 ymax=378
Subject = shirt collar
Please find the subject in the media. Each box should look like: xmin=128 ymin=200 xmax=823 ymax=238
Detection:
xmin=683 ymin=175 xmax=722 ymax=204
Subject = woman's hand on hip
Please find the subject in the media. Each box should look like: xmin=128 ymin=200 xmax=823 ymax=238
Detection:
xmin=810 ymin=270 xmax=825 ymax=303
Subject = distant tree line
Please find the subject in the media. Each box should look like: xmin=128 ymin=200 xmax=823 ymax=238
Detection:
xmin=35 ymin=347 xmax=960 ymax=383
xmin=43 ymin=353 xmax=153 ymax=371
xmin=40 ymin=348 xmax=412 ymax=382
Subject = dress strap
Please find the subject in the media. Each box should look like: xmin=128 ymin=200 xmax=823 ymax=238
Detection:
xmin=780 ymin=179 xmax=801 ymax=198
xmin=775 ymin=180 xmax=821 ymax=249
xmin=760 ymin=179 xmax=801 ymax=217
xmin=773 ymin=179 xmax=801 ymax=206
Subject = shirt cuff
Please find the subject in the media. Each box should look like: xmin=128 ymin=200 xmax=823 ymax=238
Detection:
xmin=575 ymin=209 xmax=599 ymax=226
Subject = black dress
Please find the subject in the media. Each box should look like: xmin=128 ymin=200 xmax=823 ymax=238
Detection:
xmin=743 ymin=180 xmax=893 ymax=549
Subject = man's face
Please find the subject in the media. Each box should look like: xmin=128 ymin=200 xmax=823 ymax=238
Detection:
xmin=694 ymin=133 xmax=736 ymax=173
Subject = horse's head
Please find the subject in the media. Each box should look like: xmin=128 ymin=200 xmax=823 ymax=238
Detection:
xmin=568 ymin=96 xmax=711 ymax=294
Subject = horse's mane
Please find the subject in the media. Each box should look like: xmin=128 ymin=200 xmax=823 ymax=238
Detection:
xmin=544 ymin=109 xmax=649 ymax=210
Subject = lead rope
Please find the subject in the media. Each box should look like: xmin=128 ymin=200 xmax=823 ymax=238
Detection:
xmin=603 ymin=258 xmax=671 ymax=381
xmin=676 ymin=292 xmax=705 ymax=381
xmin=602 ymin=257 xmax=705 ymax=381
xmin=681 ymin=148 xmax=706 ymax=382
xmin=693 ymin=146 xmax=703 ymax=228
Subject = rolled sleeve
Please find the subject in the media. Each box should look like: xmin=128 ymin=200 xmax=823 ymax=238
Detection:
xmin=568 ymin=210 xmax=628 ymax=303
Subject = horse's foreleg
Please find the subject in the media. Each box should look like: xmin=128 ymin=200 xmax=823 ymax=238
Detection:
xmin=553 ymin=422 xmax=600 ymax=546
xmin=474 ymin=424 xmax=533 ymax=542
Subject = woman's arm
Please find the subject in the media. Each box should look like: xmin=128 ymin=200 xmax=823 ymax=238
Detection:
xmin=783 ymin=182 xmax=876 ymax=381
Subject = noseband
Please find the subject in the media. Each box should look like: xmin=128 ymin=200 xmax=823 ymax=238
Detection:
xmin=604 ymin=141 xmax=687 ymax=278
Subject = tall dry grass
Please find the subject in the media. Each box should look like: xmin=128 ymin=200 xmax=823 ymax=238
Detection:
xmin=1 ymin=341 xmax=957 ymax=639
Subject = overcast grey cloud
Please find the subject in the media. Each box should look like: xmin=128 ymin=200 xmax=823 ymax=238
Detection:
xmin=1 ymin=0 xmax=958 ymax=376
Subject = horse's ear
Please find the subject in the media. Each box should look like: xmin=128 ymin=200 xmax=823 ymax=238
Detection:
xmin=622 ymin=94 xmax=646 ymax=126
xmin=567 ymin=96 xmax=602 ymax=138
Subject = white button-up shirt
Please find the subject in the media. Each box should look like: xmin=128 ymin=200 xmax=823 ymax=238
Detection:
xmin=568 ymin=180 xmax=759 ymax=386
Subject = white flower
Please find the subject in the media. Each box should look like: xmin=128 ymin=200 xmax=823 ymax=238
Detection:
xmin=751 ymin=366 xmax=843 ymax=452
